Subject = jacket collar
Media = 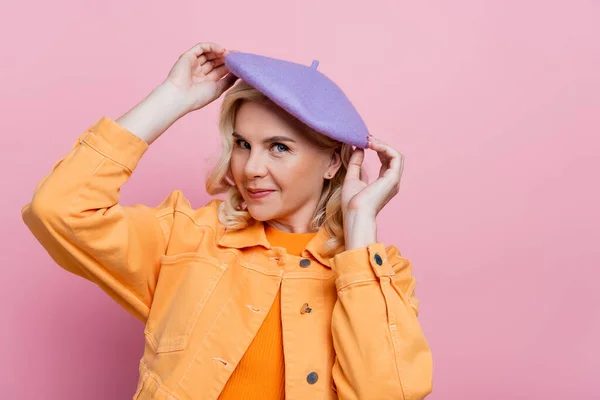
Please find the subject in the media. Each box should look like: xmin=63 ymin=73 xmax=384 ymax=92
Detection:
xmin=217 ymin=218 xmax=334 ymax=268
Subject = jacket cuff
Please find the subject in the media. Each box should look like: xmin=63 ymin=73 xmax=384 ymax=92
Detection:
xmin=78 ymin=116 xmax=149 ymax=172
xmin=330 ymin=242 xmax=395 ymax=291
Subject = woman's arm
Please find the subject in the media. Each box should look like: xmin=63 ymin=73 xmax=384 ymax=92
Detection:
xmin=21 ymin=114 xmax=184 ymax=323
xmin=116 ymin=81 xmax=190 ymax=145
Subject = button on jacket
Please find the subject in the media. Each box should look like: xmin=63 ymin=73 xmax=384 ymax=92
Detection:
xmin=21 ymin=116 xmax=433 ymax=400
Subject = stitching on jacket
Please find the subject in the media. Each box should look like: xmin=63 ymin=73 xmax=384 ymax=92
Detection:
xmin=158 ymin=218 xmax=171 ymax=247
xmin=172 ymin=209 xmax=213 ymax=229
xmin=81 ymin=137 xmax=135 ymax=173
xmin=380 ymin=278 xmax=408 ymax=399
xmin=283 ymin=272 xmax=335 ymax=280
xmin=247 ymin=305 xmax=261 ymax=313
xmin=240 ymin=262 xmax=283 ymax=277
xmin=139 ymin=359 xmax=180 ymax=399
xmin=336 ymin=277 xmax=377 ymax=292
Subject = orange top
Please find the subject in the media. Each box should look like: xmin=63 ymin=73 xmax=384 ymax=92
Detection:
xmin=219 ymin=224 xmax=317 ymax=399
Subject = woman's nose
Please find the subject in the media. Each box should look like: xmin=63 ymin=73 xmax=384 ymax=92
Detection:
xmin=243 ymin=154 xmax=269 ymax=178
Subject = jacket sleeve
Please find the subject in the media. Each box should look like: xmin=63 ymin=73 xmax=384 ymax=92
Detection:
xmin=329 ymin=242 xmax=433 ymax=400
xmin=21 ymin=116 xmax=180 ymax=323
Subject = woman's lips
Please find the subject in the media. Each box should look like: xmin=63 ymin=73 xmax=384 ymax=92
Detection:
xmin=247 ymin=190 xmax=274 ymax=199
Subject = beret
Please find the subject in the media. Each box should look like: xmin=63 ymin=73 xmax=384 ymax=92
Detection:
xmin=224 ymin=51 xmax=370 ymax=149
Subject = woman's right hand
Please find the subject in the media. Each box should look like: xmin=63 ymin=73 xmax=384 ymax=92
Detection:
xmin=163 ymin=42 xmax=239 ymax=113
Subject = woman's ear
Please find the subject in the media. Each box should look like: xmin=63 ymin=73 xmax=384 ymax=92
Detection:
xmin=327 ymin=148 xmax=343 ymax=177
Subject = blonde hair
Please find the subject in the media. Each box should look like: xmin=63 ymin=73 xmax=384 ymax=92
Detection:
xmin=204 ymin=80 xmax=356 ymax=258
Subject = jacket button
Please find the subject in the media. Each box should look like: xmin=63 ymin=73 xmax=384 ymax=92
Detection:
xmin=307 ymin=371 xmax=319 ymax=384
xmin=300 ymin=258 xmax=311 ymax=267
xmin=300 ymin=303 xmax=312 ymax=314
xmin=374 ymin=253 xmax=383 ymax=265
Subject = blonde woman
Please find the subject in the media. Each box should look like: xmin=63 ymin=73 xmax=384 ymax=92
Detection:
xmin=22 ymin=41 xmax=433 ymax=399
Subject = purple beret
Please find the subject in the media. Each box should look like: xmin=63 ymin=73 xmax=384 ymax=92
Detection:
xmin=224 ymin=51 xmax=370 ymax=149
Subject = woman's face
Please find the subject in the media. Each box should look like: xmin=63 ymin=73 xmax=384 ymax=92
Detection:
xmin=230 ymin=100 xmax=341 ymax=233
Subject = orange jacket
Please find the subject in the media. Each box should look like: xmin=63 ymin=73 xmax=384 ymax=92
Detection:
xmin=21 ymin=116 xmax=433 ymax=400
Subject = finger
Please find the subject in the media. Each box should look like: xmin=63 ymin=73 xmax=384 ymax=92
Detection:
xmin=384 ymin=152 xmax=404 ymax=181
xmin=215 ymin=73 xmax=239 ymax=95
xmin=199 ymin=57 xmax=225 ymax=74
xmin=207 ymin=63 xmax=231 ymax=81
xmin=190 ymin=42 xmax=226 ymax=57
xmin=198 ymin=51 xmax=226 ymax=64
xmin=201 ymin=59 xmax=216 ymax=74
xmin=368 ymin=138 xmax=403 ymax=180
xmin=196 ymin=54 xmax=211 ymax=65
xmin=368 ymin=139 xmax=390 ymax=179
xmin=195 ymin=54 xmax=225 ymax=77
xmin=187 ymin=42 xmax=226 ymax=58
xmin=345 ymin=148 xmax=365 ymax=181
xmin=398 ymin=153 xmax=405 ymax=178
xmin=368 ymin=137 xmax=397 ymax=161
xmin=210 ymin=56 xmax=225 ymax=69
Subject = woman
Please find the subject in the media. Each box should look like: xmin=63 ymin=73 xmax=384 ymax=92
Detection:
xmin=21 ymin=42 xmax=432 ymax=399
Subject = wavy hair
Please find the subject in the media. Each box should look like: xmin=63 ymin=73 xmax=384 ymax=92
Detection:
xmin=204 ymin=80 xmax=356 ymax=258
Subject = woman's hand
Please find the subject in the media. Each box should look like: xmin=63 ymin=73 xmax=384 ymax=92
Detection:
xmin=341 ymin=135 xmax=405 ymax=220
xmin=163 ymin=41 xmax=239 ymax=113
xmin=115 ymin=42 xmax=238 ymax=145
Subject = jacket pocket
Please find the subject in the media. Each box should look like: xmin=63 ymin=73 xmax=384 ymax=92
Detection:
xmin=144 ymin=252 xmax=228 ymax=353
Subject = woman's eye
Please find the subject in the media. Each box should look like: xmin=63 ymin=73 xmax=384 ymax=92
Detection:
xmin=234 ymin=139 xmax=289 ymax=153
xmin=235 ymin=139 xmax=250 ymax=149
xmin=273 ymin=143 xmax=289 ymax=153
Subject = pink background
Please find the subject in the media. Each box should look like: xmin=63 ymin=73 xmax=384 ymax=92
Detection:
xmin=2 ymin=0 xmax=599 ymax=398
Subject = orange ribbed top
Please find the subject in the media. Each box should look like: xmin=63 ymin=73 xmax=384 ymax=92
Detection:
xmin=218 ymin=223 xmax=317 ymax=400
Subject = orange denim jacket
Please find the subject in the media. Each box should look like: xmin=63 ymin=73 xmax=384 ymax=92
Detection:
xmin=21 ymin=116 xmax=433 ymax=400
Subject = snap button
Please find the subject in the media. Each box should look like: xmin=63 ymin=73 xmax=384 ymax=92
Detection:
xmin=299 ymin=258 xmax=311 ymax=268
xmin=307 ymin=371 xmax=319 ymax=384
xmin=374 ymin=253 xmax=383 ymax=266
xmin=300 ymin=303 xmax=312 ymax=314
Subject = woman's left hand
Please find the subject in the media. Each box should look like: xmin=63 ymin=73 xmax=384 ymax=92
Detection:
xmin=341 ymin=135 xmax=405 ymax=219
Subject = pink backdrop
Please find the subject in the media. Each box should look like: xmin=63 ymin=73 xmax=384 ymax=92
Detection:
xmin=2 ymin=0 xmax=599 ymax=398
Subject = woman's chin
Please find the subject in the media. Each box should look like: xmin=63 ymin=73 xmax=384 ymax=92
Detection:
xmin=246 ymin=207 xmax=270 ymax=221
xmin=246 ymin=201 xmax=280 ymax=220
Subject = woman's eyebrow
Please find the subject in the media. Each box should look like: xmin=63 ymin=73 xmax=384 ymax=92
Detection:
xmin=232 ymin=131 xmax=297 ymax=143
